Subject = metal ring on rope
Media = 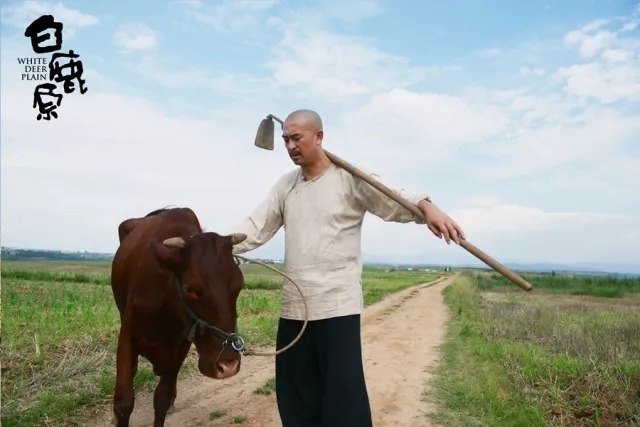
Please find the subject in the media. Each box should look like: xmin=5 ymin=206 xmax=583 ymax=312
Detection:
xmin=233 ymin=254 xmax=309 ymax=357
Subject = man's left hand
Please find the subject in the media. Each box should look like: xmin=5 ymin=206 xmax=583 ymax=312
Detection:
xmin=418 ymin=200 xmax=466 ymax=245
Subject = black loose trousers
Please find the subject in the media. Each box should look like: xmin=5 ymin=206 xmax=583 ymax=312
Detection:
xmin=275 ymin=314 xmax=374 ymax=427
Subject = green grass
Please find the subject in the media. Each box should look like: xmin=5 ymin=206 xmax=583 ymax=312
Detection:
xmin=473 ymin=271 xmax=640 ymax=298
xmin=254 ymin=377 xmax=276 ymax=395
xmin=426 ymin=275 xmax=640 ymax=426
xmin=1 ymin=259 xmax=113 ymax=274
xmin=1 ymin=259 xmax=443 ymax=427
xmin=209 ymin=409 xmax=227 ymax=420
xmin=361 ymin=268 xmax=441 ymax=305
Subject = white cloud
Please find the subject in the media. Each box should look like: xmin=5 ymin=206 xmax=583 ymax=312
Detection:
xmin=450 ymin=13 xmax=640 ymax=182
xmin=457 ymin=196 xmax=502 ymax=207
xmin=564 ymin=27 xmax=615 ymax=58
xmin=126 ymin=54 xmax=267 ymax=91
xmin=0 ymin=1 xmax=98 ymax=42
xmin=621 ymin=3 xmax=640 ymax=32
xmin=184 ymin=0 xmax=278 ymax=33
xmin=183 ymin=0 xmax=382 ymax=33
xmin=174 ymin=0 xmax=203 ymax=5
xmin=357 ymin=203 xmax=637 ymax=266
xmin=621 ymin=20 xmax=638 ymax=32
xmin=268 ymin=28 xmax=457 ymax=103
xmin=562 ymin=15 xmax=639 ymax=63
xmin=557 ymin=12 xmax=639 ymax=111
xmin=448 ymin=204 xmax=620 ymax=237
xmin=557 ymin=63 xmax=640 ymax=103
xmin=128 ymin=1 xmax=455 ymax=105
xmin=310 ymin=0 xmax=383 ymax=23
xmin=601 ymin=48 xmax=631 ymax=63
xmin=0 ymin=1 xmax=98 ymax=29
xmin=518 ymin=66 xmax=546 ymax=77
xmin=473 ymin=107 xmax=640 ymax=180
xmin=114 ymin=24 xmax=158 ymax=52
xmin=335 ymin=88 xmax=508 ymax=167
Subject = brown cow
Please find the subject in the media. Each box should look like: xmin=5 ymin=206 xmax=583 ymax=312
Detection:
xmin=110 ymin=207 xmax=247 ymax=426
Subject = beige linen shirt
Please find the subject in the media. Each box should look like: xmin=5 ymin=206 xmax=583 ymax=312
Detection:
xmin=232 ymin=163 xmax=429 ymax=321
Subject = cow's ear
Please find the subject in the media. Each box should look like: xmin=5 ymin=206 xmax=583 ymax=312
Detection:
xmin=150 ymin=237 xmax=184 ymax=270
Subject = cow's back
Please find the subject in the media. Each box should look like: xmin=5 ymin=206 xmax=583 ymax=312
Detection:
xmin=111 ymin=208 xmax=202 ymax=317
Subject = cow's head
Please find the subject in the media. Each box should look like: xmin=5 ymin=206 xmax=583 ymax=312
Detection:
xmin=150 ymin=231 xmax=247 ymax=380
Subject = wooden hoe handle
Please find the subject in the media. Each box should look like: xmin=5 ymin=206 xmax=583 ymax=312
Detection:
xmin=324 ymin=149 xmax=533 ymax=292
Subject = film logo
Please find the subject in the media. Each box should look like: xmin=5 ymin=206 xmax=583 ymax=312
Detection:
xmin=17 ymin=15 xmax=88 ymax=121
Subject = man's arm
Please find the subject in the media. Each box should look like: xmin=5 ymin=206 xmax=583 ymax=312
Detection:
xmin=352 ymin=172 xmax=430 ymax=224
xmin=229 ymin=178 xmax=287 ymax=255
xmin=352 ymin=171 xmax=466 ymax=244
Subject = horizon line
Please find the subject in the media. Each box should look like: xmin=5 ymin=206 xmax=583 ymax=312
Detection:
xmin=2 ymin=246 xmax=639 ymax=275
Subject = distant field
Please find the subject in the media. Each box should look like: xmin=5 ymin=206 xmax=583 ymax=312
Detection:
xmin=1 ymin=259 xmax=113 ymax=273
xmin=1 ymin=258 xmax=443 ymax=427
xmin=427 ymin=272 xmax=640 ymax=427
xmin=474 ymin=271 xmax=640 ymax=298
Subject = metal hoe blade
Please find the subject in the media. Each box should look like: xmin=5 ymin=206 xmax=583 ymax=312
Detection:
xmin=254 ymin=114 xmax=284 ymax=151
xmin=254 ymin=118 xmax=274 ymax=150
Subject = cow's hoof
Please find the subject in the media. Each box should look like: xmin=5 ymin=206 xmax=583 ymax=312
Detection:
xmin=167 ymin=403 xmax=176 ymax=415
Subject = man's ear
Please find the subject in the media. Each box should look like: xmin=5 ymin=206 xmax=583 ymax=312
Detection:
xmin=150 ymin=237 xmax=186 ymax=270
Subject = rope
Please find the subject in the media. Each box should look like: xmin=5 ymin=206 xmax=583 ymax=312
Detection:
xmin=233 ymin=254 xmax=309 ymax=357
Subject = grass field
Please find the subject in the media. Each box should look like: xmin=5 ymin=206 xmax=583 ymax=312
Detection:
xmin=427 ymin=272 xmax=640 ymax=427
xmin=1 ymin=259 xmax=442 ymax=427
xmin=473 ymin=271 xmax=640 ymax=299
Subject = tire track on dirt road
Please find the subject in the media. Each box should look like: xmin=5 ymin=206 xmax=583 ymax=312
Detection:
xmin=94 ymin=276 xmax=453 ymax=427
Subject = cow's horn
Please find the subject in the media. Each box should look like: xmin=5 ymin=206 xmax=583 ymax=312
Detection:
xmin=163 ymin=237 xmax=187 ymax=248
xmin=230 ymin=233 xmax=247 ymax=245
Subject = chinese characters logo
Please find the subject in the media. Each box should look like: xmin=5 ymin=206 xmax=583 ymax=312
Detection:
xmin=20 ymin=15 xmax=88 ymax=121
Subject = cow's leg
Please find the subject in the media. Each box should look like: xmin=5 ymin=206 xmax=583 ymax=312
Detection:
xmin=168 ymin=379 xmax=177 ymax=414
xmin=113 ymin=329 xmax=138 ymax=427
xmin=152 ymin=368 xmax=180 ymax=427
xmin=166 ymin=342 xmax=189 ymax=416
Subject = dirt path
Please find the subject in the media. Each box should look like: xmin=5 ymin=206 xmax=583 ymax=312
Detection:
xmin=95 ymin=276 xmax=453 ymax=427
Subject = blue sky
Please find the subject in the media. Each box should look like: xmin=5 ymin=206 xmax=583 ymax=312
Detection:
xmin=1 ymin=0 xmax=639 ymax=272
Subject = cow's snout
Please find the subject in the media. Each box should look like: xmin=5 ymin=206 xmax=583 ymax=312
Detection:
xmin=214 ymin=358 xmax=240 ymax=379
xmin=196 ymin=341 xmax=243 ymax=379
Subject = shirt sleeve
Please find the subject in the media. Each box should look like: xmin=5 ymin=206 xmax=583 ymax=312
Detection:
xmin=352 ymin=171 xmax=429 ymax=224
xmin=230 ymin=174 xmax=290 ymax=254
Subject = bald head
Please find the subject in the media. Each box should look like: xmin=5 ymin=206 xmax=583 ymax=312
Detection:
xmin=285 ymin=109 xmax=323 ymax=132
xmin=282 ymin=109 xmax=326 ymax=168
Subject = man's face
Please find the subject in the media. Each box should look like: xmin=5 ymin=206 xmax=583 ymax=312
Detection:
xmin=282 ymin=117 xmax=322 ymax=166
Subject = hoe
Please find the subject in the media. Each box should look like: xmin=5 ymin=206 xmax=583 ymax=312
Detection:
xmin=254 ymin=113 xmax=533 ymax=292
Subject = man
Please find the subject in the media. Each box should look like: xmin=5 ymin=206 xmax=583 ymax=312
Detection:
xmin=231 ymin=109 xmax=465 ymax=427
